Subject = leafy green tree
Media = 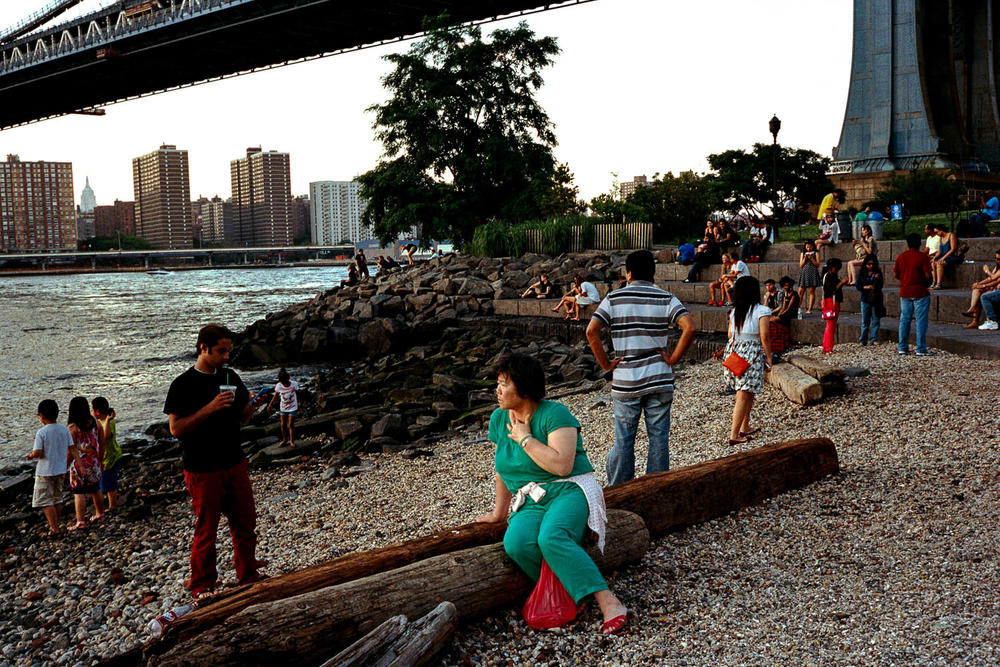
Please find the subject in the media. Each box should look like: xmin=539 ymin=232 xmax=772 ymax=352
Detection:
xmin=707 ymin=144 xmax=832 ymax=220
xmin=358 ymin=18 xmax=573 ymax=247
xmin=870 ymin=169 xmax=964 ymax=216
xmin=627 ymin=171 xmax=719 ymax=242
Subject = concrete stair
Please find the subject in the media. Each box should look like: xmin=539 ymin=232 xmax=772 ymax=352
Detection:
xmin=490 ymin=237 xmax=1000 ymax=359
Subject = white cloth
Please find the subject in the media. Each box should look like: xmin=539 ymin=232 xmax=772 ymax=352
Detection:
xmin=509 ymin=472 xmax=608 ymax=553
xmin=33 ymin=423 xmax=71 ymax=477
xmin=733 ymin=260 xmax=750 ymax=278
xmin=580 ymin=282 xmax=600 ymax=302
xmin=730 ymin=303 xmax=772 ymax=338
xmin=274 ymin=381 xmax=299 ymax=412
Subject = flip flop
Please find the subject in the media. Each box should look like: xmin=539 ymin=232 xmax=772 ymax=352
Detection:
xmin=727 ymin=438 xmax=750 ymax=446
xmin=601 ymin=610 xmax=634 ymax=636
xmin=67 ymin=521 xmax=87 ymax=531
xmin=740 ymin=427 xmax=761 ymax=438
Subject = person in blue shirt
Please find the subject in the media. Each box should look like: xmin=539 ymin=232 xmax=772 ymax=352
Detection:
xmin=675 ymin=241 xmax=696 ymax=265
xmin=866 ymin=209 xmax=884 ymax=222
xmin=969 ymin=192 xmax=998 ymax=237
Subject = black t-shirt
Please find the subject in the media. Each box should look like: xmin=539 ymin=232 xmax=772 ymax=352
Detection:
xmin=823 ymin=272 xmax=844 ymax=302
xmin=355 ymin=253 xmax=367 ymax=268
xmin=163 ymin=366 xmax=249 ymax=473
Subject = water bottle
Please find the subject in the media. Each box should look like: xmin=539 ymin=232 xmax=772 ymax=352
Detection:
xmin=147 ymin=604 xmax=196 ymax=637
xmin=797 ymin=307 xmax=802 ymax=320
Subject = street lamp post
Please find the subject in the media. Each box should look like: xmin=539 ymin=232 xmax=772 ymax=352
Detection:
xmin=769 ymin=114 xmax=782 ymax=237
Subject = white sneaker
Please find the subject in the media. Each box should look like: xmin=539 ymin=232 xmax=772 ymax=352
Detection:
xmin=979 ymin=320 xmax=999 ymax=330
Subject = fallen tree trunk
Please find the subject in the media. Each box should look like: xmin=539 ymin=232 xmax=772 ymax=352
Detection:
xmin=132 ymin=438 xmax=838 ymax=665
xmin=151 ymin=510 xmax=649 ymax=666
xmin=319 ymin=601 xmax=457 ymax=667
xmin=605 ymin=438 xmax=839 ymax=537
xmin=767 ymin=362 xmax=824 ymax=405
xmin=785 ymin=354 xmax=846 ymax=384
xmin=161 ymin=521 xmax=506 ymax=646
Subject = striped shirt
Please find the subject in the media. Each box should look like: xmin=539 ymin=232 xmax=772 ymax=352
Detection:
xmin=591 ymin=281 xmax=690 ymax=399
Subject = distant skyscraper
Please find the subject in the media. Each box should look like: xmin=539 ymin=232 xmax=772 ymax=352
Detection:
xmin=93 ymin=200 xmax=136 ymax=238
xmin=76 ymin=210 xmax=95 ymax=240
xmin=0 ymin=154 xmax=76 ymax=251
xmin=309 ymin=181 xmax=369 ymax=245
xmin=291 ymin=195 xmax=310 ymax=243
xmin=620 ymin=175 xmax=648 ymax=200
xmin=201 ymin=196 xmax=235 ymax=246
xmin=132 ymin=144 xmax=193 ymax=249
xmin=231 ymin=147 xmax=292 ymax=246
xmin=79 ymin=176 xmax=96 ymax=213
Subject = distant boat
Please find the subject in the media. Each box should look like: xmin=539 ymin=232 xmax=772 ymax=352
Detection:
xmin=146 ymin=269 xmax=172 ymax=276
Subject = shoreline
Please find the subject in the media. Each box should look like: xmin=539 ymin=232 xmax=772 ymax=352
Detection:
xmin=0 ymin=261 xmax=354 ymax=278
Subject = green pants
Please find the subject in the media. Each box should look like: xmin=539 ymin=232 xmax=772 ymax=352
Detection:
xmin=503 ymin=482 xmax=607 ymax=603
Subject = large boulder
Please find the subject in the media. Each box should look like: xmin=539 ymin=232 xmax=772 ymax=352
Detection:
xmin=359 ymin=318 xmax=405 ymax=357
xmin=370 ymin=413 xmax=407 ymax=440
xmin=459 ymin=277 xmax=495 ymax=297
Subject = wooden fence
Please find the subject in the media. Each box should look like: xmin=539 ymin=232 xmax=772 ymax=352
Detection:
xmin=522 ymin=223 xmax=651 ymax=254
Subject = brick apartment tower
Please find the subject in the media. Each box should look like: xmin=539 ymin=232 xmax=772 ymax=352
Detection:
xmin=0 ymin=154 xmax=76 ymax=251
xmin=93 ymin=200 xmax=136 ymax=238
xmin=231 ymin=147 xmax=292 ymax=246
xmin=132 ymin=145 xmax=193 ymax=249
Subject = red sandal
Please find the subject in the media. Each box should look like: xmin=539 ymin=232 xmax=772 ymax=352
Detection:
xmin=601 ymin=611 xmax=633 ymax=636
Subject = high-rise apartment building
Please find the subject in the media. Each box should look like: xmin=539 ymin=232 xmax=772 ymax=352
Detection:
xmin=309 ymin=180 xmax=369 ymax=245
xmin=0 ymin=154 xmax=76 ymax=251
xmin=231 ymin=147 xmax=292 ymax=246
xmin=291 ymin=195 xmax=310 ymax=243
xmin=201 ymin=196 xmax=235 ymax=246
xmin=620 ymin=175 xmax=648 ymax=200
xmin=93 ymin=200 xmax=136 ymax=238
xmin=132 ymin=144 xmax=193 ymax=249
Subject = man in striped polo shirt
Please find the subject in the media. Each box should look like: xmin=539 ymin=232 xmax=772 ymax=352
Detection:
xmin=586 ymin=250 xmax=696 ymax=486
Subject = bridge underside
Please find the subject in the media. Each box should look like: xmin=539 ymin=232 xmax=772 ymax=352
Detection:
xmin=0 ymin=0 xmax=577 ymax=129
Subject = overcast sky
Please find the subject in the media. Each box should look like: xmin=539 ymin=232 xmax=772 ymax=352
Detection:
xmin=0 ymin=0 xmax=852 ymax=206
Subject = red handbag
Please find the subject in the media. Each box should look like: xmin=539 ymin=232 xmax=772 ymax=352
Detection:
xmin=722 ymin=351 xmax=751 ymax=378
xmin=522 ymin=560 xmax=577 ymax=629
xmin=821 ymin=298 xmax=838 ymax=320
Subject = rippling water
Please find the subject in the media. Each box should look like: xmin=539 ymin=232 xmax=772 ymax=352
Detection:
xmin=0 ymin=266 xmax=347 ymax=467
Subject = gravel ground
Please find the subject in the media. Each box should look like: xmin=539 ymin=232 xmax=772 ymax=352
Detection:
xmin=1 ymin=343 xmax=998 ymax=665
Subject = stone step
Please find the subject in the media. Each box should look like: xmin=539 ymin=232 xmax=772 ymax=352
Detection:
xmin=659 ymin=282 xmax=975 ymax=324
xmin=668 ymin=236 xmax=1000 ymax=263
xmin=657 ymin=260 xmax=987 ymax=289
xmin=490 ymin=299 xmax=1000 ymax=359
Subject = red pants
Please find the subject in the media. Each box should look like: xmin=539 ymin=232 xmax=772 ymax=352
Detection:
xmin=184 ymin=459 xmax=258 ymax=594
xmin=822 ymin=301 xmax=841 ymax=353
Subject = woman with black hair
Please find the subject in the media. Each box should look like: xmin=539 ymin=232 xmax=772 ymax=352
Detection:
xmin=67 ymin=396 xmax=105 ymax=530
xmin=723 ymin=277 xmax=772 ymax=445
xmin=477 ymin=353 xmax=630 ymax=635
xmin=821 ymin=258 xmax=848 ymax=353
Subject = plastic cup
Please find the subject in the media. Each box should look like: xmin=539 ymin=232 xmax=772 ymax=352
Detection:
xmin=219 ymin=384 xmax=237 ymax=396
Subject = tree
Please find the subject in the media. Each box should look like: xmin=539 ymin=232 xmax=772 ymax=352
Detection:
xmin=627 ymin=171 xmax=719 ymax=242
xmin=707 ymin=144 xmax=832 ymax=221
xmin=358 ymin=18 xmax=573 ymax=247
xmin=870 ymin=169 xmax=964 ymax=216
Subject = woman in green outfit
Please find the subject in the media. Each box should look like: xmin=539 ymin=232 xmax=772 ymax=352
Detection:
xmin=476 ymin=353 xmax=630 ymax=635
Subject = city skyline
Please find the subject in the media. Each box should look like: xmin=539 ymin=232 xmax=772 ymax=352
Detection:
xmin=0 ymin=0 xmax=852 ymax=206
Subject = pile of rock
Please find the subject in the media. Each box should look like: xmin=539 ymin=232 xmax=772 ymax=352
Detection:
xmin=233 ymin=251 xmax=629 ymax=367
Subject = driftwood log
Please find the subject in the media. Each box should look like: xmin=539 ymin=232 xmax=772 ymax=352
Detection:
xmin=785 ymin=354 xmax=847 ymax=384
xmin=151 ymin=509 xmax=649 ymax=666
xmin=129 ymin=438 xmax=839 ymax=666
xmin=605 ymin=438 xmax=839 ymax=537
xmin=319 ymin=601 xmax=457 ymax=667
xmin=767 ymin=362 xmax=824 ymax=405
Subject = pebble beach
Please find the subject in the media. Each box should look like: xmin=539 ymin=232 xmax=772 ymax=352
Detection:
xmin=1 ymin=343 xmax=998 ymax=665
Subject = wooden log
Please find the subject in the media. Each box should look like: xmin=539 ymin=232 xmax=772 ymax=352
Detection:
xmin=157 ymin=521 xmax=506 ymax=649
xmin=319 ymin=601 xmax=457 ymax=667
xmin=767 ymin=362 xmax=824 ymax=405
xmin=785 ymin=354 xmax=847 ymax=384
xmin=605 ymin=438 xmax=839 ymax=537
xmin=151 ymin=510 xmax=649 ymax=667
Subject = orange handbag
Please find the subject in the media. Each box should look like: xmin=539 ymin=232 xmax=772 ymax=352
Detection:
xmin=722 ymin=351 xmax=751 ymax=377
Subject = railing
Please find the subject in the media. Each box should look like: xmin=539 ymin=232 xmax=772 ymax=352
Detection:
xmin=0 ymin=0 xmax=87 ymax=45
xmin=522 ymin=223 xmax=652 ymax=254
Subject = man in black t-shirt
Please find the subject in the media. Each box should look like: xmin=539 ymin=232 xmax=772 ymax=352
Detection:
xmin=164 ymin=323 xmax=266 ymax=599
xmin=355 ymin=248 xmax=369 ymax=280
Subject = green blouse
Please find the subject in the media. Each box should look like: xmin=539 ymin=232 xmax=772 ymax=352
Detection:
xmin=488 ymin=400 xmax=595 ymax=493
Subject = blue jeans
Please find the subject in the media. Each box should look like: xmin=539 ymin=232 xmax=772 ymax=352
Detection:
xmin=859 ymin=301 xmax=880 ymax=344
xmin=607 ymin=391 xmax=672 ymax=487
xmin=982 ymin=289 xmax=1000 ymax=321
xmin=898 ymin=296 xmax=930 ymax=353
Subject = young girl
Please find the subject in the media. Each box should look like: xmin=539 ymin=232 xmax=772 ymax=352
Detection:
xmin=797 ymin=240 xmax=822 ymax=314
xmin=708 ymin=254 xmax=735 ymax=306
xmin=91 ymin=397 xmax=122 ymax=512
xmin=267 ymin=369 xmax=299 ymax=448
xmin=821 ymin=258 xmax=848 ymax=354
xmin=847 ymin=223 xmax=878 ymax=285
xmin=856 ymin=257 xmax=884 ymax=345
xmin=67 ymin=396 xmax=104 ymax=530
xmin=723 ymin=276 xmax=773 ymax=445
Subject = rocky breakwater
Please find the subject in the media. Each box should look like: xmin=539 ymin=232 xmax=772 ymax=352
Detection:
xmin=230 ymin=252 xmax=633 ymax=464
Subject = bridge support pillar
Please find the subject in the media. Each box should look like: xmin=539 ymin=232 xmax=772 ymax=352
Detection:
xmin=207 ymin=254 xmax=212 ymax=267
xmin=91 ymin=257 xmax=96 ymax=269
xmin=243 ymin=253 xmax=248 ymax=265
xmin=144 ymin=256 xmax=149 ymax=269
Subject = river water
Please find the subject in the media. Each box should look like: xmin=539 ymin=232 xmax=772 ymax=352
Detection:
xmin=0 ymin=265 xmax=348 ymax=468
